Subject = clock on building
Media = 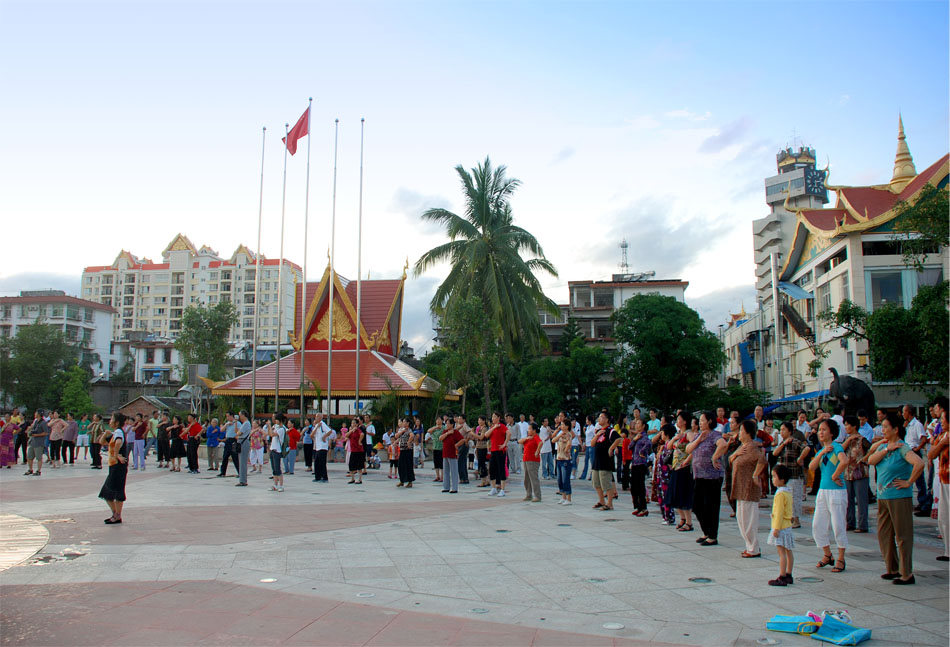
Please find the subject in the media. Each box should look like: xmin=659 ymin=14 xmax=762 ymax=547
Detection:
xmin=804 ymin=168 xmax=826 ymax=196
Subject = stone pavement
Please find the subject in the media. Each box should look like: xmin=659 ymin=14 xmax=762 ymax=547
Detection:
xmin=0 ymin=457 xmax=947 ymax=647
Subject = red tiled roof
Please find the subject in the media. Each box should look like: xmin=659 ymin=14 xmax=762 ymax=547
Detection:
xmin=896 ymin=153 xmax=949 ymax=199
xmin=0 ymin=295 xmax=115 ymax=313
xmin=799 ymin=208 xmax=855 ymax=231
xmin=837 ymin=187 xmax=899 ymax=219
xmin=344 ymin=280 xmax=401 ymax=339
xmin=213 ymin=350 xmax=451 ymax=397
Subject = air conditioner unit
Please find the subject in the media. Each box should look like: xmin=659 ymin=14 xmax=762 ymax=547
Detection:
xmin=793 ymin=381 xmax=805 ymax=393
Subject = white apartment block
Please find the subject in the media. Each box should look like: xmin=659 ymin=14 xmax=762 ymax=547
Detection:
xmin=81 ymin=234 xmax=301 ymax=345
xmin=0 ymin=291 xmax=116 ymax=379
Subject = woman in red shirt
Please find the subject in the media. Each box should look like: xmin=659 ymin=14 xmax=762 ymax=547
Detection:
xmin=283 ymin=421 xmax=301 ymax=475
xmin=185 ymin=414 xmax=203 ymax=474
xmin=488 ymin=413 xmax=509 ymax=497
xmin=345 ymin=419 xmax=365 ymax=484
xmin=519 ymin=423 xmax=542 ymax=502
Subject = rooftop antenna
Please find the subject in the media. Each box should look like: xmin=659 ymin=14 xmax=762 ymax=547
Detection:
xmin=619 ymin=237 xmax=630 ymax=274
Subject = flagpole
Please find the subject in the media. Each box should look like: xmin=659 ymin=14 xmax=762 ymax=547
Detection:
xmin=251 ymin=126 xmax=266 ymax=420
xmin=299 ymin=98 xmax=312 ymax=425
xmin=275 ymin=122 xmax=290 ymax=412
xmin=355 ymin=118 xmax=364 ymax=417
xmin=327 ymin=119 xmax=339 ymax=418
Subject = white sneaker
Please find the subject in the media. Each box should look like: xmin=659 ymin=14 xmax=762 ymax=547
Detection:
xmin=557 ymin=499 xmax=565 ymax=505
xmin=497 ymin=490 xmax=506 ymax=498
xmin=562 ymin=500 xmax=572 ymax=506
xmin=489 ymin=488 xmax=498 ymax=496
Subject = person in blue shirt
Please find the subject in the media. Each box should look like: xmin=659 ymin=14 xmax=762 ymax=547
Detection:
xmin=302 ymin=418 xmax=314 ymax=473
xmin=808 ymin=418 xmax=850 ymax=573
xmin=218 ymin=413 xmax=239 ymax=478
xmin=204 ymin=419 xmax=224 ymax=472
xmin=867 ymin=412 xmax=924 ymax=585
xmin=857 ymin=409 xmax=875 ymax=443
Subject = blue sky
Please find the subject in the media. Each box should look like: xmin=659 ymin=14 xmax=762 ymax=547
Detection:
xmin=1 ymin=0 xmax=947 ymax=351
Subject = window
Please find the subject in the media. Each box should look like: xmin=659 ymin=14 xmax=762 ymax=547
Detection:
xmin=847 ymin=351 xmax=854 ymax=372
xmin=163 ymin=348 xmax=172 ymax=363
xmin=155 ymin=273 xmax=169 ymax=282
xmin=840 ymin=271 xmax=850 ymax=301
xmin=594 ymin=320 xmax=613 ymax=338
xmin=244 ymin=318 xmax=254 ymax=328
xmin=124 ymin=274 xmax=135 ymax=284
xmin=141 ymin=275 xmax=150 ymax=283
xmin=85 ymin=276 xmax=93 ymax=284
xmin=84 ymin=308 xmax=94 ymax=322
xmin=83 ymin=288 xmax=92 ymax=296
xmin=246 ymin=269 xmax=256 ymax=280
xmin=817 ymin=247 xmax=847 ymax=276
xmin=210 ymin=271 xmax=219 ymax=280
xmin=794 ymin=270 xmax=813 ymax=288
xmin=573 ymin=286 xmax=591 ymax=308
xmin=817 ymin=282 xmax=831 ymax=313
xmin=152 ymin=319 xmax=162 ymax=328
xmin=593 ymin=288 xmax=613 ymax=308
xmin=869 ymin=271 xmax=903 ymax=310
xmin=146 ymin=348 xmax=155 ymax=363
xmin=51 ymin=305 xmax=64 ymax=318
xmin=917 ymin=268 xmax=944 ymax=289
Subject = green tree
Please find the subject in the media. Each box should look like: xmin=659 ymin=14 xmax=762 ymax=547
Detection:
xmin=0 ymin=321 xmax=77 ymax=411
xmin=817 ymin=282 xmax=948 ymax=390
xmin=59 ymin=364 xmax=94 ymax=414
xmin=413 ymin=157 xmax=559 ymax=411
xmin=560 ymin=316 xmax=583 ymax=355
xmin=507 ymin=356 xmax=562 ymax=420
xmin=174 ymin=301 xmax=238 ymax=381
xmin=563 ymin=338 xmax=615 ymax=415
xmin=692 ymin=385 xmax=773 ymax=417
xmin=438 ymin=294 xmax=502 ymax=416
xmin=612 ymin=294 xmax=724 ymax=412
xmin=891 ymin=183 xmax=949 ymax=272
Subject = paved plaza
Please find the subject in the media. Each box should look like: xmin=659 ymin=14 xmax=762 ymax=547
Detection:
xmin=1 ymin=459 xmax=947 ymax=647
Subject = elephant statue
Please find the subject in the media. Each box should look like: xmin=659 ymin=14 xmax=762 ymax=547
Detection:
xmin=827 ymin=367 xmax=875 ymax=416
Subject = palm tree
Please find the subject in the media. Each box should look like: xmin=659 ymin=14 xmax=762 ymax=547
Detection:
xmin=414 ymin=157 xmax=559 ymax=411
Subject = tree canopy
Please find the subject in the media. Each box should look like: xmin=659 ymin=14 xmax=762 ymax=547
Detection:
xmin=0 ymin=321 xmax=78 ymax=411
xmin=173 ymin=301 xmax=238 ymax=381
xmin=891 ymin=183 xmax=949 ymax=272
xmin=612 ymin=294 xmax=724 ymax=412
xmin=413 ymin=157 xmax=559 ymax=362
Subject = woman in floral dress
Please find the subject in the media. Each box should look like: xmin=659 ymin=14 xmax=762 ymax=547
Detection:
xmin=654 ymin=424 xmax=676 ymax=524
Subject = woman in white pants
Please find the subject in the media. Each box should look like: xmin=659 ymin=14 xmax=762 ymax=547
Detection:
xmin=730 ymin=420 xmax=768 ymax=557
xmin=809 ymin=418 xmax=850 ymax=573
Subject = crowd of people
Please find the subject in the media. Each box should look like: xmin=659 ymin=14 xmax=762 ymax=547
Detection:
xmin=1 ymin=396 xmax=948 ymax=586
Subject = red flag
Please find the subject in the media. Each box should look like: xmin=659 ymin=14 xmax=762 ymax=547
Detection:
xmin=282 ymin=107 xmax=309 ymax=155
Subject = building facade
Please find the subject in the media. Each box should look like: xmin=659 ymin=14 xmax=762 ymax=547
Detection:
xmin=81 ymin=234 xmax=301 ymax=345
xmin=540 ymin=274 xmax=689 ymax=355
xmin=0 ymin=290 xmax=116 ymax=378
xmin=722 ymin=119 xmax=948 ymax=407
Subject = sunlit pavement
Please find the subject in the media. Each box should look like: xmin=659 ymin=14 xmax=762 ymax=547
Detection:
xmin=1 ymin=457 xmax=947 ymax=646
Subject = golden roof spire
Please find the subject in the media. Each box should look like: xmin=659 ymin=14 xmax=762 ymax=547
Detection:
xmin=890 ymin=114 xmax=917 ymax=192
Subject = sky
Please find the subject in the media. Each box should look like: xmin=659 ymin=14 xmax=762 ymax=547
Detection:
xmin=2 ymin=0 xmax=948 ymax=354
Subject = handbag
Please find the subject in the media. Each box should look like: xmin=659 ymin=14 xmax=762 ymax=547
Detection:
xmin=810 ymin=613 xmax=871 ymax=645
xmin=766 ymin=615 xmax=819 ymax=635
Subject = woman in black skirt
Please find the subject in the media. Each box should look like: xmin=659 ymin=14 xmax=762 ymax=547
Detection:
xmin=168 ymin=415 xmax=185 ymax=472
xmin=99 ymin=412 xmax=129 ymax=524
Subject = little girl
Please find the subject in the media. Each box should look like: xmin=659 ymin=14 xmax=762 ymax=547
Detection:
xmin=249 ymin=422 xmax=265 ymax=474
xmin=768 ymin=465 xmax=795 ymax=586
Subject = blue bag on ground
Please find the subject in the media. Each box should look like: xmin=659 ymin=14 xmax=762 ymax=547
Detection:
xmin=810 ymin=614 xmax=871 ymax=645
xmin=766 ymin=615 xmax=819 ymax=634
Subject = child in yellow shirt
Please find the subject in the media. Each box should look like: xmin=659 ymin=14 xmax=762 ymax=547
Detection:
xmin=768 ymin=464 xmax=795 ymax=586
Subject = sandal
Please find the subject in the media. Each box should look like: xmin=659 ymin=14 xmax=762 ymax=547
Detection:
xmin=593 ymin=503 xmax=605 ymax=509
xmin=678 ymin=524 xmax=694 ymax=532
xmin=816 ymin=555 xmax=834 ymax=568
xmin=741 ymin=551 xmax=762 ymax=558
xmin=831 ymin=560 xmax=846 ymax=573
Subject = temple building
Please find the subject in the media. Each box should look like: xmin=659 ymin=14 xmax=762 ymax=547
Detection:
xmin=721 ymin=117 xmax=948 ymax=407
xmin=212 ymin=263 xmax=457 ymax=413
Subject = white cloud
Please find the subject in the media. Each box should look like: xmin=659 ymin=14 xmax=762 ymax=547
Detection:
xmin=665 ymin=109 xmax=712 ymax=122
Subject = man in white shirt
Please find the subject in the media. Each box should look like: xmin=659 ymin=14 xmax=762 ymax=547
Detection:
xmin=235 ymin=411 xmax=252 ymax=487
xmin=578 ymin=416 xmax=597 ymax=480
xmin=831 ymin=405 xmax=846 ymax=443
xmin=311 ymin=413 xmax=335 ymax=483
xmin=517 ymin=414 xmax=529 ymax=440
xmin=753 ymin=405 xmax=765 ymax=431
xmin=506 ymin=414 xmax=522 ymax=475
xmin=903 ymin=404 xmax=932 ymax=515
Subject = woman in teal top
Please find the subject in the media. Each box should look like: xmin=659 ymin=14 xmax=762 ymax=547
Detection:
xmin=808 ymin=419 xmax=850 ymax=573
xmin=868 ymin=412 xmax=924 ymax=585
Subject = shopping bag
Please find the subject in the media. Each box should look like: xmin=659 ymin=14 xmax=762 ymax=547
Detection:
xmin=766 ymin=615 xmax=819 ymax=634
xmin=810 ymin=613 xmax=871 ymax=645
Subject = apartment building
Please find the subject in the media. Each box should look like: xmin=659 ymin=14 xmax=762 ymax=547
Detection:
xmin=0 ymin=290 xmax=116 ymax=378
xmin=81 ymin=234 xmax=301 ymax=345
